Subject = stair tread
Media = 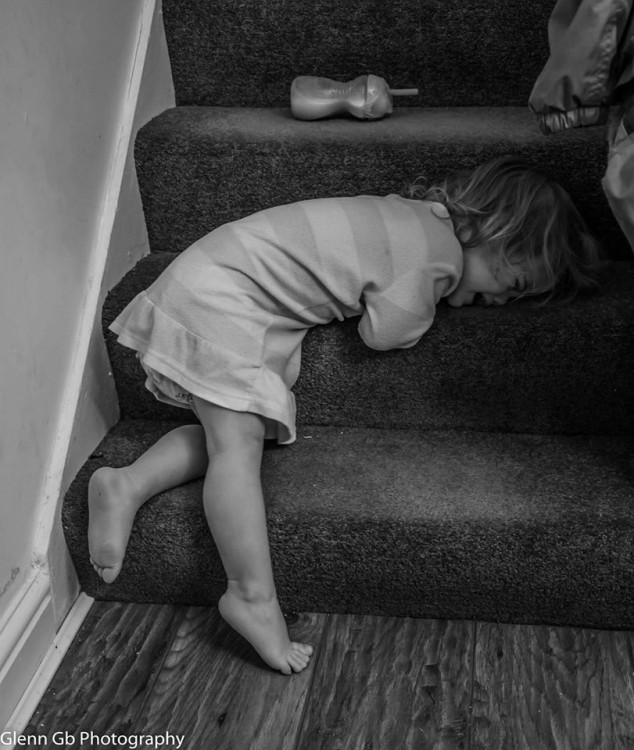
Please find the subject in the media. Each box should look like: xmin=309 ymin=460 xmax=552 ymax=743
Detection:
xmin=135 ymin=106 xmax=627 ymax=258
xmin=104 ymin=253 xmax=634 ymax=434
xmin=63 ymin=419 xmax=634 ymax=628
xmin=139 ymin=105 xmax=600 ymax=146
xmin=72 ymin=419 xmax=634 ymax=521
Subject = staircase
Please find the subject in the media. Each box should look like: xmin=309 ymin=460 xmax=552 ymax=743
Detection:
xmin=63 ymin=0 xmax=634 ymax=630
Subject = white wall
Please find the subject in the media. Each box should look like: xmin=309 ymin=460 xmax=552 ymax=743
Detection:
xmin=0 ymin=0 xmax=173 ymax=643
xmin=0 ymin=0 xmax=142 ymax=624
xmin=0 ymin=0 xmax=175 ymax=728
xmin=54 ymin=0 xmax=175 ymax=624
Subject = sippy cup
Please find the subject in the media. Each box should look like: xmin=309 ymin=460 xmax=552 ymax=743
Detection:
xmin=290 ymin=75 xmax=418 ymax=121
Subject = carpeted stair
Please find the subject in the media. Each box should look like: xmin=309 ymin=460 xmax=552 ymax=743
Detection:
xmin=63 ymin=0 xmax=634 ymax=630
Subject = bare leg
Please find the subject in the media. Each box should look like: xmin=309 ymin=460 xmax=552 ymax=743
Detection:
xmin=88 ymin=424 xmax=208 ymax=583
xmin=193 ymin=397 xmax=313 ymax=675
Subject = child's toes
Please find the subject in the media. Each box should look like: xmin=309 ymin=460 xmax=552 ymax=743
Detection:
xmin=287 ymin=643 xmax=312 ymax=672
xmin=101 ymin=565 xmax=121 ymax=584
xmin=90 ymin=558 xmax=103 ymax=576
xmin=288 ymin=653 xmax=309 ymax=672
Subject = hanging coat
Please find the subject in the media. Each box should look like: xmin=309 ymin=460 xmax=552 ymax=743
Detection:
xmin=529 ymin=0 xmax=634 ymax=251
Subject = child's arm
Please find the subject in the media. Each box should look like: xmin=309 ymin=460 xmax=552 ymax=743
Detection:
xmin=358 ymin=267 xmax=456 ymax=351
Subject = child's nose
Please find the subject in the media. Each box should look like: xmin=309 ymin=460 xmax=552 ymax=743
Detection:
xmin=493 ymin=292 xmax=511 ymax=305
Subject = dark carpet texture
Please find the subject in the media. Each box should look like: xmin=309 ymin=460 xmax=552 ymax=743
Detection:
xmin=134 ymin=107 xmax=625 ymax=258
xmin=104 ymin=253 xmax=634 ymax=435
xmin=162 ymin=0 xmax=553 ymax=108
xmin=63 ymin=420 xmax=634 ymax=630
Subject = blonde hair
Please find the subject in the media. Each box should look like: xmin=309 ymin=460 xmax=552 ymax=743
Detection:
xmin=405 ymin=156 xmax=604 ymax=302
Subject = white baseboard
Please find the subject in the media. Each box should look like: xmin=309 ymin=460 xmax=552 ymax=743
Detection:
xmin=1 ymin=586 xmax=93 ymax=742
xmin=0 ymin=572 xmax=53 ymax=732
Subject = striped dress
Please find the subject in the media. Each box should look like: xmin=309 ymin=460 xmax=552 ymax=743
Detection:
xmin=110 ymin=195 xmax=463 ymax=444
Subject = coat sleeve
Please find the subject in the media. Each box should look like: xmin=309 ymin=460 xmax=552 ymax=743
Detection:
xmin=357 ymin=265 xmax=458 ymax=351
xmin=603 ymin=120 xmax=634 ymax=253
xmin=529 ymin=0 xmax=634 ymax=134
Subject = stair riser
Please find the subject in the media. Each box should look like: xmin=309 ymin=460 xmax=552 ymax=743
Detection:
xmin=163 ymin=0 xmax=553 ymax=108
xmin=135 ymin=108 xmax=628 ymax=259
xmin=63 ymin=423 xmax=634 ymax=630
xmin=68 ymin=507 xmax=634 ymax=630
xmin=105 ymin=260 xmax=634 ymax=435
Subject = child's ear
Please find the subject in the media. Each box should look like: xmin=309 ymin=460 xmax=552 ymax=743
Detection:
xmin=457 ymin=229 xmax=472 ymax=245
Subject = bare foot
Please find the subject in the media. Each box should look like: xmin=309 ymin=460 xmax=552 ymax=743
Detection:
xmin=88 ymin=467 xmax=141 ymax=583
xmin=218 ymin=586 xmax=314 ymax=674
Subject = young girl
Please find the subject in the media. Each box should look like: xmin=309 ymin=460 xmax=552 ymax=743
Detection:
xmin=88 ymin=156 xmax=601 ymax=675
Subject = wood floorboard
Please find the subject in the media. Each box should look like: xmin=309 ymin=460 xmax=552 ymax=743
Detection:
xmin=21 ymin=602 xmax=634 ymax=750
xmin=132 ymin=607 xmax=326 ymax=750
xmin=469 ymin=622 xmax=634 ymax=750
xmin=24 ymin=601 xmax=184 ymax=739
xmin=295 ymin=615 xmax=474 ymax=750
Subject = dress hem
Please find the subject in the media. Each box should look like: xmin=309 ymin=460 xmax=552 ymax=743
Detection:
xmin=110 ymin=321 xmax=296 ymax=445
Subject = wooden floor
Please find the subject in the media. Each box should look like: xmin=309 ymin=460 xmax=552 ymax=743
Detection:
xmin=23 ymin=601 xmax=634 ymax=749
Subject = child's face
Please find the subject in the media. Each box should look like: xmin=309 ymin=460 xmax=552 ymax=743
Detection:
xmin=446 ymin=244 xmax=538 ymax=307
